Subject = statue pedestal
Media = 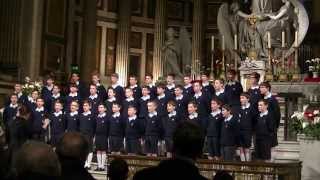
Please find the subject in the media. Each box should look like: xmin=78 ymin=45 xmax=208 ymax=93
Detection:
xmin=239 ymin=60 xmax=266 ymax=91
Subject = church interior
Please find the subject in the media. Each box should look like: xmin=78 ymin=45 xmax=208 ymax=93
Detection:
xmin=0 ymin=0 xmax=320 ymax=180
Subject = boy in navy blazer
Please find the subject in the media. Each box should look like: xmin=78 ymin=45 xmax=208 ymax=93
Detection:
xmin=201 ymin=72 xmax=214 ymax=98
xmin=109 ymin=102 xmax=125 ymax=155
xmin=95 ymin=104 xmax=109 ymax=171
xmin=213 ymin=79 xmax=228 ymax=105
xmin=186 ymin=101 xmax=207 ymax=132
xmin=26 ymin=90 xmax=39 ymax=112
xmin=110 ymin=73 xmax=125 ymax=103
xmin=225 ymin=70 xmax=243 ymax=115
xmin=41 ymin=75 xmax=54 ymax=113
xmin=156 ymin=82 xmax=169 ymax=118
xmin=238 ymin=93 xmax=258 ymax=162
xmin=138 ymin=86 xmax=152 ymax=119
xmin=105 ymin=88 xmax=118 ymax=118
xmin=88 ymin=84 xmax=102 ymax=115
xmin=165 ymin=74 xmax=176 ymax=100
xmin=220 ymin=104 xmax=238 ymax=161
xmin=79 ymin=100 xmax=95 ymax=170
xmin=31 ymin=97 xmax=48 ymax=141
xmin=5 ymin=83 xmax=27 ymax=106
xmin=47 ymin=100 xmax=65 ymax=146
xmin=144 ymin=74 xmax=157 ymax=99
xmin=162 ymin=100 xmax=181 ymax=157
xmin=50 ymin=85 xmax=64 ymax=113
xmin=65 ymin=101 xmax=80 ymax=132
xmin=259 ymin=82 xmax=281 ymax=159
xmin=183 ymin=75 xmax=194 ymax=98
xmin=255 ymin=99 xmax=275 ymax=161
xmin=65 ymin=84 xmax=81 ymax=113
xmin=144 ymin=100 xmax=163 ymax=157
xmin=91 ymin=72 xmax=107 ymax=102
xmin=3 ymin=94 xmax=19 ymax=129
xmin=191 ymin=80 xmax=210 ymax=120
xmin=125 ymin=105 xmax=143 ymax=155
xmin=248 ymin=72 xmax=262 ymax=110
xmin=206 ymin=98 xmax=223 ymax=160
xmin=122 ymin=87 xmax=138 ymax=120
xmin=69 ymin=72 xmax=88 ymax=100
xmin=129 ymin=75 xmax=142 ymax=100
xmin=174 ymin=85 xmax=188 ymax=119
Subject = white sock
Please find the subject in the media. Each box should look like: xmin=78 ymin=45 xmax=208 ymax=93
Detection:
xmin=240 ymin=153 xmax=246 ymax=162
xmin=97 ymin=153 xmax=102 ymax=168
xmin=101 ymin=153 xmax=106 ymax=170
xmin=86 ymin=152 xmax=93 ymax=168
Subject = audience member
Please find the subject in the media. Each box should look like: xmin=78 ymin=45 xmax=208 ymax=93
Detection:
xmin=107 ymin=158 xmax=129 ymax=180
xmin=55 ymin=132 xmax=95 ymax=180
xmin=13 ymin=140 xmax=61 ymax=180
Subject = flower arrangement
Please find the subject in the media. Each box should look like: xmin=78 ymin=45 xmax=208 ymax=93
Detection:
xmin=290 ymin=104 xmax=320 ymax=139
xmin=22 ymin=76 xmax=43 ymax=97
xmin=306 ymin=58 xmax=320 ymax=78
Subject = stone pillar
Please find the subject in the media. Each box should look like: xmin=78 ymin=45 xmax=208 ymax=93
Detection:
xmin=65 ymin=0 xmax=75 ymax=74
xmin=19 ymin=0 xmax=44 ymax=80
xmin=191 ymin=0 xmax=204 ymax=78
xmin=152 ymin=0 xmax=167 ymax=81
xmin=80 ymin=0 xmax=97 ymax=83
xmin=0 ymin=0 xmax=23 ymax=79
xmin=115 ymin=0 xmax=132 ymax=86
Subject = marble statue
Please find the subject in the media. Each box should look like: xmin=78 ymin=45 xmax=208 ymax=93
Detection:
xmin=217 ymin=0 xmax=309 ymax=60
xmin=162 ymin=27 xmax=192 ymax=78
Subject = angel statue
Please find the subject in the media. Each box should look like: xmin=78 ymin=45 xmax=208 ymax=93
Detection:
xmin=162 ymin=27 xmax=192 ymax=78
xmin=217 ymin=0 xmax=309 ymax=60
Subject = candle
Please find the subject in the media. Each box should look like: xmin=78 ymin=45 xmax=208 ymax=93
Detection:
xmin=222 ymin=35 xmax=225 ymax=50
xmin=282 ymin=31 xmax=285 ymax=48
xmin=234 ymin=34 xmax=238 ymax=50
xmin=211 ymin=36 xmax=214 ymax=51
xmin=295 ymin=31 xmax=298 ymax=47
xmin=267 ymin=31 xmax=271 ymax=49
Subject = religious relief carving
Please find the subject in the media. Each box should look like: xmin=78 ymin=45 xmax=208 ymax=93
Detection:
xmin=217 ymin=0 xmax=309 ymax=60
xmin=162 ymin=27 xmax=192 ymax=78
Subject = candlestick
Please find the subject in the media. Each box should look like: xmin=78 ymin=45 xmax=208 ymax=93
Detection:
xmin=211 ymin=36 xmax=214 ymax=51
xmin=267 ymin=31 xmax=271 ymax=49
xmin=295 ymin=31 xmax=298 ymax=48
xmin=282 ymin=31 xmax=285 ymax=48
xmin=222 ymin=35 xmax=225 ymax=50
xmin=234 ymin=34 xmax=238 ymax=50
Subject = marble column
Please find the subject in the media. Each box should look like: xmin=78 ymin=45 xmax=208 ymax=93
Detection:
xmin=191 ymin=0 xmax=204 ymax=78
xmin=115 ymin=0 xmax=132 ymax=86
xmin=0 ymin=0 xmax=22 ymax=75
xmin=80 ymin=0 xmax=97 ymax=83
xmin=19 ymin=0 xmax=44 ymax=80
xmin=65 ymin=0 xmax=75 ymax=74
xmin=152 ymin=0 xmax=167 ymax=81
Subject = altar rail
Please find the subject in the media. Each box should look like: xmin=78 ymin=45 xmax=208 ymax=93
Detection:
xmin=107 ymin=155 xmax=301 ymax=180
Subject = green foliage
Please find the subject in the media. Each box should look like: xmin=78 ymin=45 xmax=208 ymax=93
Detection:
xmin=303 ymin=123 xmax=320 ymax=140
xmin=290 ymin=117 xmax=320 ymax=140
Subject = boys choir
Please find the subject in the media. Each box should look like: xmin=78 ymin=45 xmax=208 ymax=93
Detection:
xmin=3 ymin=70 xmax=281 ymax=170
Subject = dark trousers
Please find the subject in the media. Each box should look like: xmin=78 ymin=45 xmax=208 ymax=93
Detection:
xmin=126 ymin=138 xmax=140 ymax=154
xmin=145 ymin=136 xmax=158 ymax=154
xmin=220 ymin=146 xmax=235 ymax=161
xmin=109 ymin=136 xmax=123 ymax=152
xmin=207 ymin=137 xmax=220 ymax=157
xmin=255 ymin=137 xmax=271 ymax=160
xmin=164 ymin=137 xmax=173 ymax=153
